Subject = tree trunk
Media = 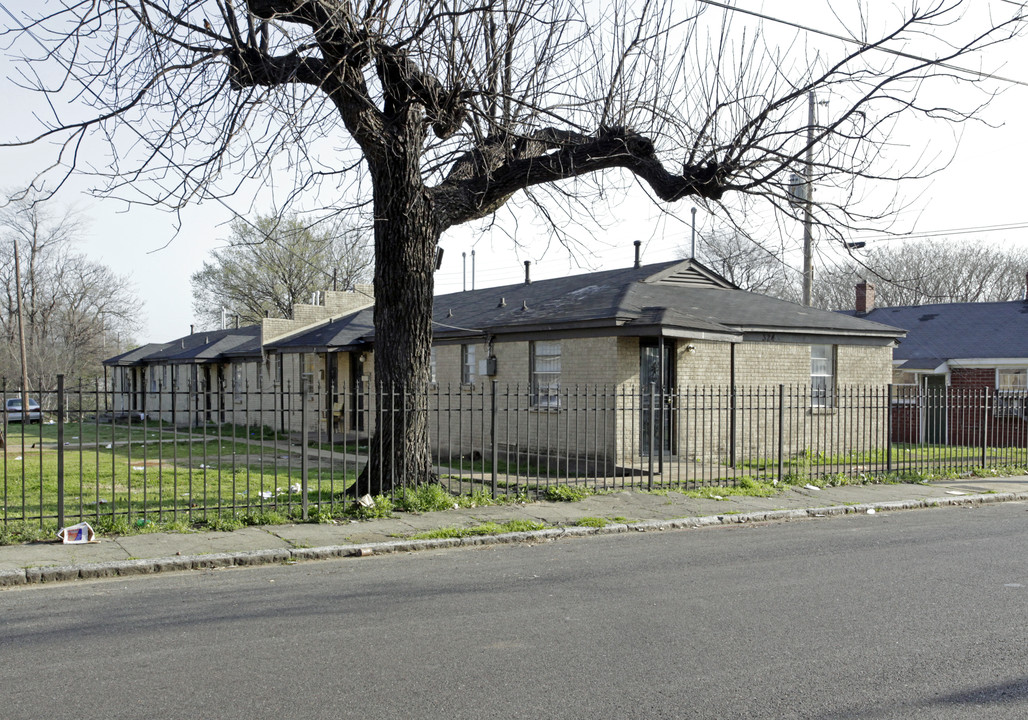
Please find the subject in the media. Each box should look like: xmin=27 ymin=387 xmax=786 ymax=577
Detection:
xmin=354 ymin=148 xmax=439 ymax=496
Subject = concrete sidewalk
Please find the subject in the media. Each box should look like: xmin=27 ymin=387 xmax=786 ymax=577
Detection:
xmin=3 ymin=476 xmax=1027 ymax=588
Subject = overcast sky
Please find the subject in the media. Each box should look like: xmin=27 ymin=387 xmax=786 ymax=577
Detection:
xmin=1 ymin=0 xmax=1026 ymax=344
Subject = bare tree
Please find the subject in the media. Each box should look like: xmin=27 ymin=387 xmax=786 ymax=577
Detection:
xmin=3 ymin=1 xmax=1024 ymax=490
xmin=0 ymin=195 xmax=140 ymax=395
xmin=191 ymin=212 xmax=372 ymax=328
xmin=814 ymin=239 xmax=1028 ymax=309
xmin=686 ymin=229 xmax=800 ymax=301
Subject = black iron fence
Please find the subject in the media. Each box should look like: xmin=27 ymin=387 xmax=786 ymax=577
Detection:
xmin=2 ymin=377 xmax=1026 ymax=528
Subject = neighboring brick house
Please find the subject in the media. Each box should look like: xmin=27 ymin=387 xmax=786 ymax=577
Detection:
xmin=840 ymin=280 xmax=1028 ymax=446
xmin=262 ymin=258 xmax=904 ymax=465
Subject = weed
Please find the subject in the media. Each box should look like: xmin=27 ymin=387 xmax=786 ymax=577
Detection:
xmin=346 ymin=494 xmax=394 ymax=520
xmin=411 ymin=518 xmax=546 ymax=540
xmin=573 ymin=516 xmax=609 ymax=528
xmin=92 ymin=515 xmax=133 ymax=536
xmin=199 ymin=514 xmax=245 ymax=532
xmin=542 ymin=485 xmax=592 ymax=502
xmin=502 ymin=519 xmax=547 ymax=533
xmin=396 ymin=483 xmax=460 ymax=513
xmin=289 ymin=505 xmax=336 ymax=523
xmin=675 ymin=477 xmax=779 ymax=500
xmin=0 ymin=520 xmax=56 ymax=545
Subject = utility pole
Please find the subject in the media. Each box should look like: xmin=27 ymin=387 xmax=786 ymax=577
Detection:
xmin=802 ymin=90 xmax=816 ymax=307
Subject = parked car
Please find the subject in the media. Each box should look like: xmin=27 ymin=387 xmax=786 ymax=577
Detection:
xmin=5 ymin=397 xmax=42 ymax=423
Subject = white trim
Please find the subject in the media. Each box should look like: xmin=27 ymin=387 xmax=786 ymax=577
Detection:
xmin=945 ymin=358 xmax=1028 ymax=369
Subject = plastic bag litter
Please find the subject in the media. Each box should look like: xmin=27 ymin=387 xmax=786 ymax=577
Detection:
xmin=357 ymin=494 xmax=375 ymax=508
xmin=57 ymin=521 xmax=98 ymax=544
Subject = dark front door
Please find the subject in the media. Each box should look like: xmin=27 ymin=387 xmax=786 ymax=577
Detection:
xmin=203 ymin=366 xmax=213 ymax=424
xmin=640 ymin=339 xmax=675 ymax=455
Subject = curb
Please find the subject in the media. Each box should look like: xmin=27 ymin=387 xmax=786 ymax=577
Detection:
xmin=3 ymin=490 xmax=1026 ymax=588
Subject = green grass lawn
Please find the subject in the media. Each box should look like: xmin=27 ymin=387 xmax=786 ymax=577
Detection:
xmin=736 ymin=443 xmax=1028 ymax=471
xmin=2 ymin=419 xmax=293 ymax=447
xmin=2 ymin=438 xmax=358 ymax=525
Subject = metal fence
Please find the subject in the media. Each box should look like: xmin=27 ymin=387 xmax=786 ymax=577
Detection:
xmin=2 ymin=376 xmax=1026 ymax=528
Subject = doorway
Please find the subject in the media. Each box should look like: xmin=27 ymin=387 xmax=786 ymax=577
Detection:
xmin=640 ymin=339 xmax=676 ymax=455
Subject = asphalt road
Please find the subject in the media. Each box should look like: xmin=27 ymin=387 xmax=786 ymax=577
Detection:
xmin=3 ymin=503 xmax=1028 ymax=719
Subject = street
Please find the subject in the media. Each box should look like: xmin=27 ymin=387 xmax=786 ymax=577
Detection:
xmin=3 ymin=502 xmax=1028 ymax=719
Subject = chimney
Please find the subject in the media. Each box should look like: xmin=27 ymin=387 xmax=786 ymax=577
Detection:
xmin=856 ymin=280 xmax=875 ymax=314
xmin=524 ymin=260 xmax=531 ymax=285
xmin=633 ymin=240 xmax=641 ymax=268
xmin=189 ymin=324 xmax=195 ymax=335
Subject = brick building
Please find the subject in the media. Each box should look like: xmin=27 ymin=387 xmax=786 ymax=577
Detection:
xmin=840 ymin=280 xmax=1028 ymax=446
xmin=261 ymin=258 xmax=904 ymax=465
xmin=106 ymin=260 xmax=906 ymax=469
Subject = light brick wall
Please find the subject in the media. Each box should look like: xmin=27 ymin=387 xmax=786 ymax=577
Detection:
xmin=676 ymin=340 xmax=733 ymax=386
xmin=733 ymin=343 xmax=808 ymax=386
xmin=429 ymin=338 xmax=622 ymax=466
xmin=838 ymin=345 xmax=893 ymax=386
xmin=125 ymin=334 xmax=895 ymax=478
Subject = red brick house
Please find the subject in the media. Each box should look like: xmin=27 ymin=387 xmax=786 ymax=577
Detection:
xmin=841 ymin=280 xmax=1028 ymax=447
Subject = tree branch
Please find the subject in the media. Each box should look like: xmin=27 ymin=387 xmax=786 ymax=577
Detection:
xmin=434 ymin=126 xmax=728 ymax=227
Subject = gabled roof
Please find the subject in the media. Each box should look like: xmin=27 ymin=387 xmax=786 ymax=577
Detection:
xmin=266 ymin=259 xmax=904 ymax=352
xmin=265 ymin=308 xmax=374 ymax=352
xmin=103 ymin=325 xmax=262 ymax=367
xmin=840 ymin=300 xmax=1028 ymax=367
xmin=427 ymin=259 xmax=902 ymax=342
xmin=104 ymin=342 xmax=172 ymax=367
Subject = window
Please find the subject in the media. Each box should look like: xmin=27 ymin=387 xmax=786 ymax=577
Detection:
xmin=996 ymin=368 xmax=1027 ymax=418
xmin=429 ymin=347 xmax=437 ymax=385
xmin=810 ymin=344 xmax=835 ymax=407
xmin=531 ymin=340 xmax=562 ymax=408
xmin=461 ymin=344 xmax=476 ymax=386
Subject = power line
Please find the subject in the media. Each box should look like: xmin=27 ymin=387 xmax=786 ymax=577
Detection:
xmin=695 ymin=0 xmax=1028 ymax=88
xmin=850 ymin=220 xmax=1028 ymax=244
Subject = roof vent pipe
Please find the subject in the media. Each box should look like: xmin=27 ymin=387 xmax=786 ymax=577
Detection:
xmin=190 ymin=324 xmax=194 ymax=335
xmin=524 ymin=260 xmax=531 ymax=285
xmin=633 ymin=240 xmax=641 ymax=268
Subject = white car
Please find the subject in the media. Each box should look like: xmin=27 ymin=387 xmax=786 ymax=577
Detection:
xmin=5 ymin=397 xmax=42 ymax=423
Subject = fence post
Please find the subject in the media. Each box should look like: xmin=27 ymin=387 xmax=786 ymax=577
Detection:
xmin=729 ymin=384 xmax=737 ymax=469
xmin=981 ymin=387 xmax=990 ymax=468
xmin=886 ymin=384 xmax=893 ymax=474
xmin=648 ymin=383 xmax=655 ymax=491
xmin=57 ymin=374 xmax=65 ymax=529
xmin=490 ymin=380 xmax=498 ymax=499
xmin=777 ymin=384 xmax=785 ymax=483
xmin=301 ymin=379 xmax=309 ymax=521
